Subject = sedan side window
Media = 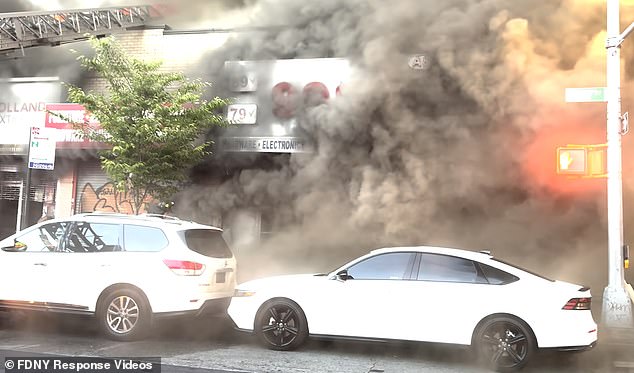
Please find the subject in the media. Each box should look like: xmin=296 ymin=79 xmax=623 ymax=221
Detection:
xmin=347 ymin=252 xmax=416 ymax=280
xmin=478 ymin=263 xmax=519 ymax=285
xmin=11 ymin=222 xmax=68 ymax=252
xmin=417 ymin=253 xmax=487 ymax=284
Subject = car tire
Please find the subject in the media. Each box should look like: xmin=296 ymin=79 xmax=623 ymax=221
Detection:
xmin=255 ymin=299 xmax=308 ymax=351
xmin=97 ymin=288 xmax=151 ymax=341
xmin=473 ymin=316 xmax=536 ymax=372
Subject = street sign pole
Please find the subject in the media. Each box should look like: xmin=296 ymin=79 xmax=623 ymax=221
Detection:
xmin=20 ymin=162 xmax=32 ymax=230
xmin=19 ymin=128 xmax=33 ymax=231
xmin=19 ymin=126 xmax=56 ymax=231
xmin=603 ymin=0 xmax=633 ymax=328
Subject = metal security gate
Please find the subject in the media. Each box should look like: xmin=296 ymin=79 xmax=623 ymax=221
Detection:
xmin=0 ymin=159 xmax=56 ymax=237
xmin=0 ymin=160 xmax=56 ymax=201
xmin=74 ymin=160 xmax=110 ymax=214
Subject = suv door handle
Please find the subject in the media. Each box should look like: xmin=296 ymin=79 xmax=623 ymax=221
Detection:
xmin=33 ymin=263 xmax=47 ymax=266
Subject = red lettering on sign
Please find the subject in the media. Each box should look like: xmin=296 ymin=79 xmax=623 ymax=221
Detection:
xmin=272 ymin=82 xmax=340 ymax=119
xmin=272 ymin=82 xmax=299 ymax=119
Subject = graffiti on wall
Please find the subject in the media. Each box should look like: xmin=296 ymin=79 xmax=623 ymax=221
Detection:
xmin=79 ymin=182 xmax=155 ymax=215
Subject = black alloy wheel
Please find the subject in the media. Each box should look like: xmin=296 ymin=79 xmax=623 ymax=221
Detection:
xmin=255 ymin=299 xmax=308 ymax=351
xmin=475 ymin=317 xmax=535 ymax=372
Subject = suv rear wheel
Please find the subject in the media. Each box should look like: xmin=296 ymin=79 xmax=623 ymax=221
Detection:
xmin=97 ymin=288 xmax=151 ymax=341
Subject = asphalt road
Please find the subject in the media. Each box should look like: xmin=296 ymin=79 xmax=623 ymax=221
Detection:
xmin=0 ymin=350 xmax=234 ymax=373
xmin=0 ymin=312 xmax=631 ymax=373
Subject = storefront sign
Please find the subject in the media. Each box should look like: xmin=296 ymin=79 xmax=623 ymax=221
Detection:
xmin=221 ymin=58 xmax=351 ymax=154
xmin=45 ymin=103 xmax=102 ymax=148
xmin=219 ymin=137 xmax=310 ymax=153
xmin=0 ymin=78 xmax=61 ymax=151
xmin=226 ymin=103 xmax=257 ymax=124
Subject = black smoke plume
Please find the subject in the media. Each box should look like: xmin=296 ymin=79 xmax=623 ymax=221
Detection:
xmin=169 ymin=0 xmax=631 ymax=293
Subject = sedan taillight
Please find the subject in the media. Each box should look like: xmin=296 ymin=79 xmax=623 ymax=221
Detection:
xmin=563 ymin=297 xmax=591 ymax=310
xmin=163 ymin=259 xmax=205 ymax=276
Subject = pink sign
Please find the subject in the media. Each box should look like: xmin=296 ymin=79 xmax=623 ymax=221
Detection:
xmin=44 ymin=103 xmax=104 ymax=149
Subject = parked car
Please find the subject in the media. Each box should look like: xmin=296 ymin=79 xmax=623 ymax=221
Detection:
xmin=228 ymin=246 xmax=597 ymax=372
xmin=0 ymin=212 xmax=236 ymax=341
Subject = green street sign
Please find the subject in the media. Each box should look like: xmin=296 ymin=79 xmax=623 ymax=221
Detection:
xmin=565 ymin=87 xmax=607 ymax=103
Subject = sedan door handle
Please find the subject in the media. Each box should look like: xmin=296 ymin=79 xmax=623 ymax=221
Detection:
xmin=33 ymin=263 xmax=47 ymax=266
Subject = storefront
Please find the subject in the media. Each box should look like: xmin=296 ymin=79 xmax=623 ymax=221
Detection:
xmin=0 ymin=78 xmax=62 ymax=238
xmin=204 ymin=58 xmax=351 ymax=246
xmin=44 ymin=104 xmax=146 ymax=216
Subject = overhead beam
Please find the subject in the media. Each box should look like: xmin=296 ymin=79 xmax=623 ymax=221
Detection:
xmin=0 ymin=5 xmax=161 ymax=54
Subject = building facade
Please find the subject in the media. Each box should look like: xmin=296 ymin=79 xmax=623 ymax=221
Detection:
xmin=0 ymin=28 xmax=350 ymax=248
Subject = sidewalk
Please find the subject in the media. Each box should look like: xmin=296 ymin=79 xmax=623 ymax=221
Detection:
xmin=595 ymin=325 xmax=634 ymax=372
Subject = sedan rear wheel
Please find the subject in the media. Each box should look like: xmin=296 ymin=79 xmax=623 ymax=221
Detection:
xmin=255 ymin=299 xmax=308 ymax=351
xmin=475 ymin=317 xmax=535 ymax=372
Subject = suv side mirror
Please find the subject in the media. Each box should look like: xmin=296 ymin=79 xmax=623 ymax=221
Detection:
xmin=336 ymin=269 xmax=353 ymax=281
xmin=1 ymin=240 xmax=27 ymax=252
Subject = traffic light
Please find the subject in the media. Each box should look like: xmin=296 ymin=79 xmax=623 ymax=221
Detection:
xmin=557 ymin=147 xmax=586 ymax=175
xmin=556 ymin=144 xmax=606 ymax=178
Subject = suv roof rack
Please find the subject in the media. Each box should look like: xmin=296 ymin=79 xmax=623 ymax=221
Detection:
xmin=137 ymin=213 xmax=181 ymax=221
xmin=78 ymin=212 xmax=128 ymax=216
xmin=479 ymin=250 xmax=492 ymax=255
xmin=75 ymin=212 xmax=183 ymax=222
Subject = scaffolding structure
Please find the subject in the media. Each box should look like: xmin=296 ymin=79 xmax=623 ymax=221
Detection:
xmin=0 ymin=6 xmax=160 ymax=55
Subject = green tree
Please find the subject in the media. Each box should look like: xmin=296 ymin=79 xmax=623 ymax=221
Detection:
xmin=62 ymin=36 xmax=228 ymax=214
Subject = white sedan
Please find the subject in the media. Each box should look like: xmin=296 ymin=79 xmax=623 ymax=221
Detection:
xmin=228 ymin=246 xmax=597 ymax=372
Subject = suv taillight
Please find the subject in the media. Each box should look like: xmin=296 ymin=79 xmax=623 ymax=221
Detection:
xmin=563 ymin=297 xmax=591 ymax=310
xmin=163 ymin=259 xmax=205 ymax=276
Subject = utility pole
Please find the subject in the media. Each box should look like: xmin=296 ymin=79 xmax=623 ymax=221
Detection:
xmin=603 ymin=0 xmax=633 ymax=328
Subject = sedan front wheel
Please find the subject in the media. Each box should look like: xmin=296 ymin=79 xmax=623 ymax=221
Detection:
xmin=255 ymin=299 xmax=308 ymax=351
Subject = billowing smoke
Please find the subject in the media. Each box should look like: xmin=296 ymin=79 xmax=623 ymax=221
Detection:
xmin=2 ymin=0 xmax=632 ymax=292
xmin=169 ymin=0 xmax=634 ymax=292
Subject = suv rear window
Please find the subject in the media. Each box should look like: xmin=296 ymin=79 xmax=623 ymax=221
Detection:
xmin=184 ymin=229 xmax=232 ymax=258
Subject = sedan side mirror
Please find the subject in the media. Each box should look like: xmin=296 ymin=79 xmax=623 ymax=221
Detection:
xmin=336 ymin=269 xmax=353 ymax=281
xmin=1 ymin=240 xmax=27 ymax=252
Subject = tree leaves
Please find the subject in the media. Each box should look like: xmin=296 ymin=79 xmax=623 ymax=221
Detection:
xmin=64 ymin=36 xmax=229 ymax=214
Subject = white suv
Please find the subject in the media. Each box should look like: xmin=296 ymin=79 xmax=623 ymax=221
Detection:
xmin=0 ymin=213 xmax=237 ymax=341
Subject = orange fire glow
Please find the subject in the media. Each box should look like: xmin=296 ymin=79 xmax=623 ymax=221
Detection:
xmin=522 ymin=114 xmax=606 ymax=195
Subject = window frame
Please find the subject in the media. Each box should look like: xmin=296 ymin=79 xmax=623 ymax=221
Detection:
xmin=344 ymin=251 xmax=418 ymax=281
xmin=181 ymin=228 xmax=231 ymax=258
xmin=60 ymin=221 xmax=123 ymax=253
xmin=123 ymin=224 xmax=169 ymax=253
xmin=12 ymin=221 xmax=69 ymax=253
xmin=416 ymin=253 xmax=489 ymax=284
xmin=476 ymin=261 xmax=520 ymax=285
